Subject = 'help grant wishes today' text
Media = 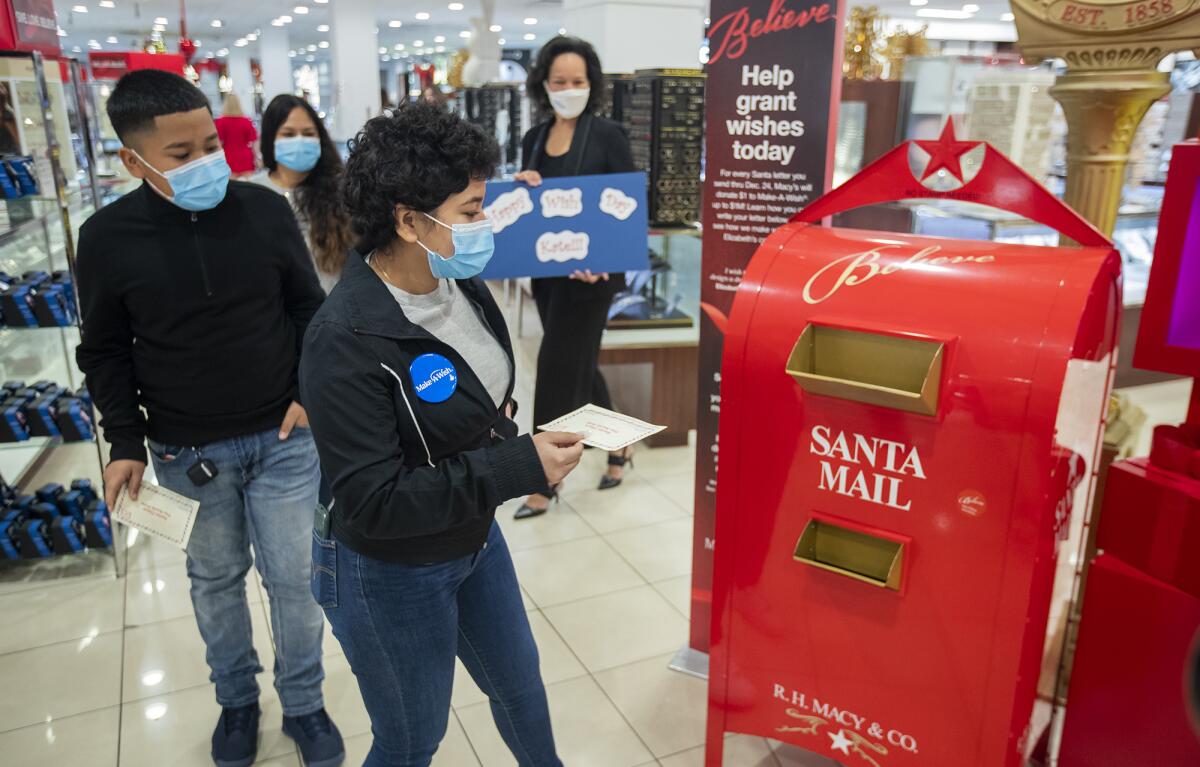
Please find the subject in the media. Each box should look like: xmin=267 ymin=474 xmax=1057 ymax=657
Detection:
xmin=709 ymin=64 xmax=814 ymax=244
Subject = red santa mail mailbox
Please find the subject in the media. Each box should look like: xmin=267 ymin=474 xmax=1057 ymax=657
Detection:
xmin=705 ymin=124 xmax=1122 ymax=767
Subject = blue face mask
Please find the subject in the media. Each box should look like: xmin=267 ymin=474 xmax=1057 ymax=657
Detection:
xmin=135 ymin=149 xmax=231 ymax=212
xmin=274 ymin=136 xmax=322 ymax=172
xmin=419 ymin=214 xmax=496 ymax=280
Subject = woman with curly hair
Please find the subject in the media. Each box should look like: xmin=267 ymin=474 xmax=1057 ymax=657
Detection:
xmin=513 ymin=36 xmax=639 ymax=520
xmin=250 ymin=94 xmax=355 ymax=293
xmin=299 ymin=101 xmax=584 ymax=767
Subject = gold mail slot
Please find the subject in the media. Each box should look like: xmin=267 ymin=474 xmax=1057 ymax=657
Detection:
xmin=793 ymin=518 xmax=906 ymax=591
xmin=785 ymin=324 xmax=944 ymax=416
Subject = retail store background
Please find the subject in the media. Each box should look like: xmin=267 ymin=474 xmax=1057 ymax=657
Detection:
xmin=0 ymin=0 xmax=1197 ymax=765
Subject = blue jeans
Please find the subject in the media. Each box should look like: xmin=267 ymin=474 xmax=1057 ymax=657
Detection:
xmin=149 ymin=427 xmax=326 ymax=716
xmin=314 ymin=521 xmax=562 ymax=767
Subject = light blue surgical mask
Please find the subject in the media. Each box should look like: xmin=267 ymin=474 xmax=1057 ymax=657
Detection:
xmin=274 ymin=136 xmax=322 ymax=172
xmin=134 ymin=149 xmax=231 ymax=212
xmin=419 ymin=214 xmax=495 ymax=280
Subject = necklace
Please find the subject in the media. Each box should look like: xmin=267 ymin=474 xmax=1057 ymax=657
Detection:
xmin=369 ymin=252 xmax=397 ymax=287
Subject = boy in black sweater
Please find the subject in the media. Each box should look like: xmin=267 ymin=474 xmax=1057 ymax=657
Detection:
xmin=74 ymin=70 xmax=343 ymax=767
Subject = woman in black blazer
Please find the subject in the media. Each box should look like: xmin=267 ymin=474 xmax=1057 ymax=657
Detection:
xmin=513 ymin=36 xmax=639 ymax=520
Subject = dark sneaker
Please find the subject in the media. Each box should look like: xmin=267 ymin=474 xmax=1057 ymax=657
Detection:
xmin=283 ymin=708 xmax=345 ymax=767
xmin=211 ymin=703 xmax=260 ymax=767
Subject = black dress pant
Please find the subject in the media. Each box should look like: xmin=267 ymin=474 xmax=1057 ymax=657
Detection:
xmin=531 ymin=276 xmax=620 ymax=430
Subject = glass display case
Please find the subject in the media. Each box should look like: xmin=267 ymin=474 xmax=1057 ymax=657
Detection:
xmin=607 ymin=226 xmax=701 ymax=331
xmin=0 ymin=51 xmax=115 ymax=573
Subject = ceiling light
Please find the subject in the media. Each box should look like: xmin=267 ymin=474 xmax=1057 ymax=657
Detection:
xmin=154 ymin=16 xmax=167 ymax=24
xmin=489 ymin=24 xmax=502 ymax=32
xmin=916 ymin=7 xmax=974 ymax=17
xmin=99 ymin=0 xmax=115 ymax=7
xmin=389 ymin=20 xmax=403 ymax=28
xmin=307 ymin=44 xmax=317 ymax=51
xmin=152 ymin=24 xmax=166 ymax=32
xmin=72 ymin=45 xmax=83 ymax=52
xmin=272 ymin=18 xmax=285 ymax=26
xmin=449 ymin=2 xmax=464 ymax=8
xmin=57 ymin=27 xmax=67 ymax=36
xmin=414 ymin=39 xmax=424 ymax=46
xmin=459 ymin=30 xmax=471 ymax=38
xmin=88 ymin=39 xmax=101 ymax=49
xmin=379 ymin=46 xmax=387 ymax=54
xmin=218 ymin=48 xmax=229 ymax=56
xmin=317 ymin=24 xmax=329 ymax=32
xmin=246 ymin=34 xmax=258 ymax=41
xmin=524 ymin=32 xmax=536 ymax=40
xmin=1001 ymin=11 xmax=1015 ymax=20
xmin=71 ymin=4 xmax=87 ymax=12
xmin=498 ymin=38 xmax=506 ymax=44
xmin=318 ymin=41 xmax=329 ymax=48
xmin=524 ymin=17 xmax=537 ymax=24
xmin=105 ymin=35 xmax=118 ymax=43
xmin=294 ymin=5 xmax=309 ymax=13
xmin=434 ymin=35 xmax=445 ymax=42
xmin=415 ymin=12 xmax=431 ymax=20
xmin=235 ymin=39 xmax=248 ymax=47
xmin=211 ymin=19 xmax=223 ymax=28
xmin=289 ymin=50 xmax=297 ymax=57
xmin=394 ymin=43 xmax=405 ymax=50
xmin=279 ymin=15 xmax=292 ymax=23
xmin=963 ymin=3 xmax=980 ymax=11
xmin=910 ymin=0 xmax=928 ymax=5
xmin=558 ymin=27 xmax=566 ymax=34
xmin=315 ymin=0 xmax=328 ymax=4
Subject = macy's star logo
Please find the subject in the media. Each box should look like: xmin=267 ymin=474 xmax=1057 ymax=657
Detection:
xmin=907 ymin=119 xmax=984 ymax=191
xmin=829 ymin=728 xmax=854 ymax=755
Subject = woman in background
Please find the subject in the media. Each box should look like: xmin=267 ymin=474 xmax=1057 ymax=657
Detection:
xmin=250 ymin=94 xmax=355 ymax=293
xmin=214 ymin=93 xmax=257 ymax=177
xmin=513 ymin=36 xmax=639 ymax=520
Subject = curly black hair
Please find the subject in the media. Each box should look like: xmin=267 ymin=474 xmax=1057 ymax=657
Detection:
xmin=261 ymin=94 xmax=354 ymax=276
xmin=342 ymin=102 xmax=499 ymax=254
xmin=526 ymin=36 xmax=605 ymax=117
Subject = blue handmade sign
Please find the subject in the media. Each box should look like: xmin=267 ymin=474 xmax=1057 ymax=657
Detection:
xmin=479 ymin=171 xmax=649 ymax=279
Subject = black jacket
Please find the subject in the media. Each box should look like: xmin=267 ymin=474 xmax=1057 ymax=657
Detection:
xmin=521 ymin=113 xmax=636 ymax=301
xmin=75 ymin=181 xmax=325 ymax=464
xmin=299 ymin=252 xmax=549 ymax=564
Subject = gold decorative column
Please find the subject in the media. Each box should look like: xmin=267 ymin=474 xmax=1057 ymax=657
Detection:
xmin=1011 ymin=1 xmax=1200 ymax=235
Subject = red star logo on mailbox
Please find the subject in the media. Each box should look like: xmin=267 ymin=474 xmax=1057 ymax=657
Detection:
xmin=915 ymin=120 xmax=981 ymax=182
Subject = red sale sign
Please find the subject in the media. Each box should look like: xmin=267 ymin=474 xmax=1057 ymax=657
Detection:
xmin=0 ymin=0 xmax=60 ymax=55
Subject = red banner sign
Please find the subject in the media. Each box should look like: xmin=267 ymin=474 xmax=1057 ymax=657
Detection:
xmin=88 ymin=51 xmax=187 ymax=79
xmin=0 ymin=0 xmax=60 ymax=55
xmin=690 ymin=0 xmax=845 ymax=653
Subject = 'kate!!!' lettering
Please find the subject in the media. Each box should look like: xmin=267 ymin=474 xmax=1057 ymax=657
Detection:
xmin=709 ymin=0 xmax=834 ymax=63
xmin=810 ymin=425 xmax=926 ymax=511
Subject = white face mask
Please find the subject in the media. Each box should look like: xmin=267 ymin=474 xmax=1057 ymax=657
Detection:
xmin=546 ymin=86 xmax=590 ymax=120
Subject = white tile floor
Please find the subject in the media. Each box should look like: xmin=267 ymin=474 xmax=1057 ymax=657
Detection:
xmin=0 ymin=441 xmax=836 ymax=767
xmin=0 ymin=290 xmax=1191 ymax=767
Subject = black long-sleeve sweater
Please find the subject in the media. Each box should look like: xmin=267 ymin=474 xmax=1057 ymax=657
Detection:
xmin=75 ymin=181 xmax=326 ymax=464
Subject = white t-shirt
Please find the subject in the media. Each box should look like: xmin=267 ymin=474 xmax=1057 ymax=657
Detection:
xmin=370 ymin=260 xmax=510 ymax=409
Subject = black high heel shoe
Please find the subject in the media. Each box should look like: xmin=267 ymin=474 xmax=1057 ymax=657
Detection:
xmin=514 ymin=484 xmax=560 ymax=520
xmin=598 ymin=448 xmax=635 ymax=491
